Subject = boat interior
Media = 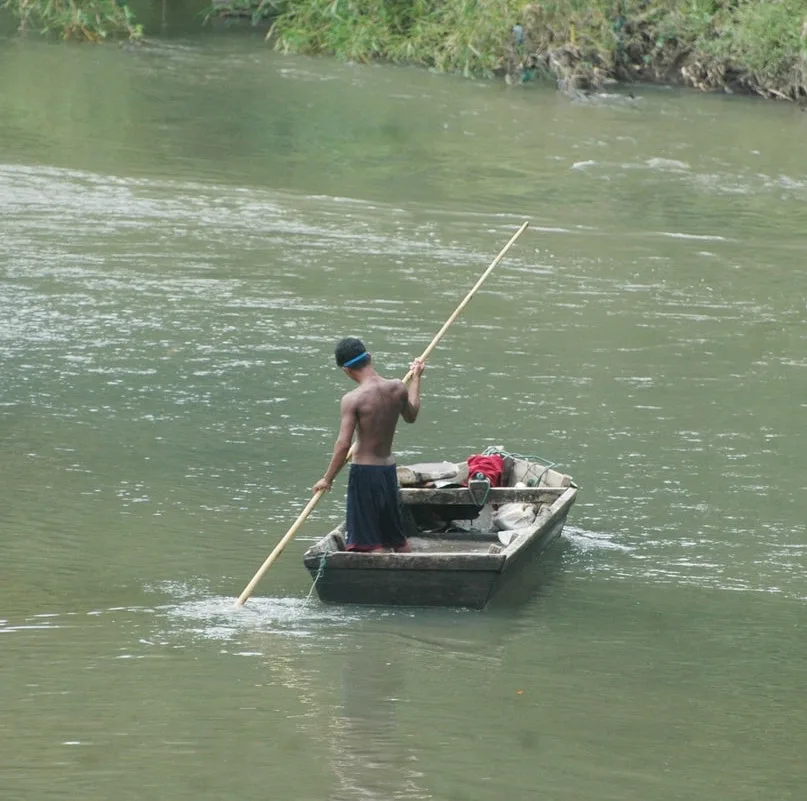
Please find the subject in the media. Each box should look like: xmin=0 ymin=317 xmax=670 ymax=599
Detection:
xmin=317 ymin=450 xmax=574 ymax=556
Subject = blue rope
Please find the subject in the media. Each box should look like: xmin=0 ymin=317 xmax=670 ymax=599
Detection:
xmin=482 ymin=445 xmax=556 ymax=468
xmin=305 ymin=552 xmax=328 ymax=602
xmin=482 ymin=446 xmax=557 ymax=486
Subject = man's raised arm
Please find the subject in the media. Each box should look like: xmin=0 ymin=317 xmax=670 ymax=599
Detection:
xmin=401 ymin=358 xmax=425 ymax=424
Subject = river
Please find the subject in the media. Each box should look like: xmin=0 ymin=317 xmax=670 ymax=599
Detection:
xmin=1 ymin=24 xmax=805 ymax=801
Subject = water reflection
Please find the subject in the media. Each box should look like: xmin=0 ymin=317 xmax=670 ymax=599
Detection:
xmin=329 ymin=647 xmax=428 ymax=801
xmin=151 ymin=584 xmax=521 ymax=799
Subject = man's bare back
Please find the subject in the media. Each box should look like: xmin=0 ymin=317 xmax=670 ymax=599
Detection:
xmin=343 ymin=376 xmax=409 ymax=465
xmin=312 ymin=341 xmax=424 ymax=494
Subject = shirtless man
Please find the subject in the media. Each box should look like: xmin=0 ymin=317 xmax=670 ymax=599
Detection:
xmin=312 ymin=337 xmax=425 ymax=552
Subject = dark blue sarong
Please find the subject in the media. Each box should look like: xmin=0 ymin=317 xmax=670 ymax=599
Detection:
xmin=345 ymin=463 xmax=408 ymax=551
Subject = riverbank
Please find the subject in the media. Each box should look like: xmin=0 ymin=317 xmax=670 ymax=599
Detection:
xmin=1 ymin=0 xmax=141 ymax=40
xmin=4 ymin=0 xmax=807 ymax=102
xmin=217 ymin=0 xmax=807 ymax=102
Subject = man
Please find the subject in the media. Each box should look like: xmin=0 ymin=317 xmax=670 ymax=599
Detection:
xmin=313 ymin=337 xmax=425 ymax=553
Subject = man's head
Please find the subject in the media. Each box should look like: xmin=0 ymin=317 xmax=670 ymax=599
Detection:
xmin=335 ymin=337 xmax=371 ymax=374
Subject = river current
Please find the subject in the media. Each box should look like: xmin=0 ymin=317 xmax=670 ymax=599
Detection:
xmin=1 ymin=27 xmax=805 ymax=801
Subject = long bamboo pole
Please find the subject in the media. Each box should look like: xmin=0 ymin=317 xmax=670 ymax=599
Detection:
xmin=235 ymin=220 xmax=530 ymax=607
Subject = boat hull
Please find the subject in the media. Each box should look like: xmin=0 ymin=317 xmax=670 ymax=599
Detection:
xmin=307 ymin=560 xmax=502 ymax=609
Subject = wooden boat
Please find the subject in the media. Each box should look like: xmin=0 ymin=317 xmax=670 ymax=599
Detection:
xmin=303 ymin=450 xmax=577 ymax=609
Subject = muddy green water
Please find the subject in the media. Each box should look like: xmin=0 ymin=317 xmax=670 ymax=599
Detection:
xmin=1 ymin=26 xmax=806 ymax=801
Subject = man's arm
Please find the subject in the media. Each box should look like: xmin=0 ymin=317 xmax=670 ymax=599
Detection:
xmin=312 ymin=395 xmax=358 ymax=492
xmin=400 ymin=358 xmax=425 ymax=424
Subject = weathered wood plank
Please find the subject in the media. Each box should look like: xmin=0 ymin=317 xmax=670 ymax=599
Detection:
xmin=304 ymin=551 xmax=505 ymax=572
xmin=500 ymin=487 xmax=577 ymax=563
xmin=399 ymin=486 xmax=567 ymax=505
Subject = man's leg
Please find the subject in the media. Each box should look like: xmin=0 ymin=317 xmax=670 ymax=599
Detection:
xmin=345 ymin=464 xmax=386 ymax=551
xmin=379 ymin=465 xmax=410 ymax=552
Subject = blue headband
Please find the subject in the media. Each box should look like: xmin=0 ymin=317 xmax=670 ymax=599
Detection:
xmin=342 ymin=351 xmax=368 ymax=368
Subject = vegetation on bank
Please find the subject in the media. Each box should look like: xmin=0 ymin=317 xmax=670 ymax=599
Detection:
xmin=217 ymin=0 xmax=807 ymax=101
xmin=1 ymin=0 xmax=142 ymax=40
xmin=4 ymin=0 xmax=806 ymax=101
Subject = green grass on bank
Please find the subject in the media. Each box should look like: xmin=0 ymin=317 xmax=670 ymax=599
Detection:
xmin=255 ymin=0 xmax=807 ymax=100
xmin=1 ymin=0 xmax=142 ymax=40
xmin=270 ymin=0 xmax=516 ymax=77
xmin=4 ymin=0 xmax=806 ymax=100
